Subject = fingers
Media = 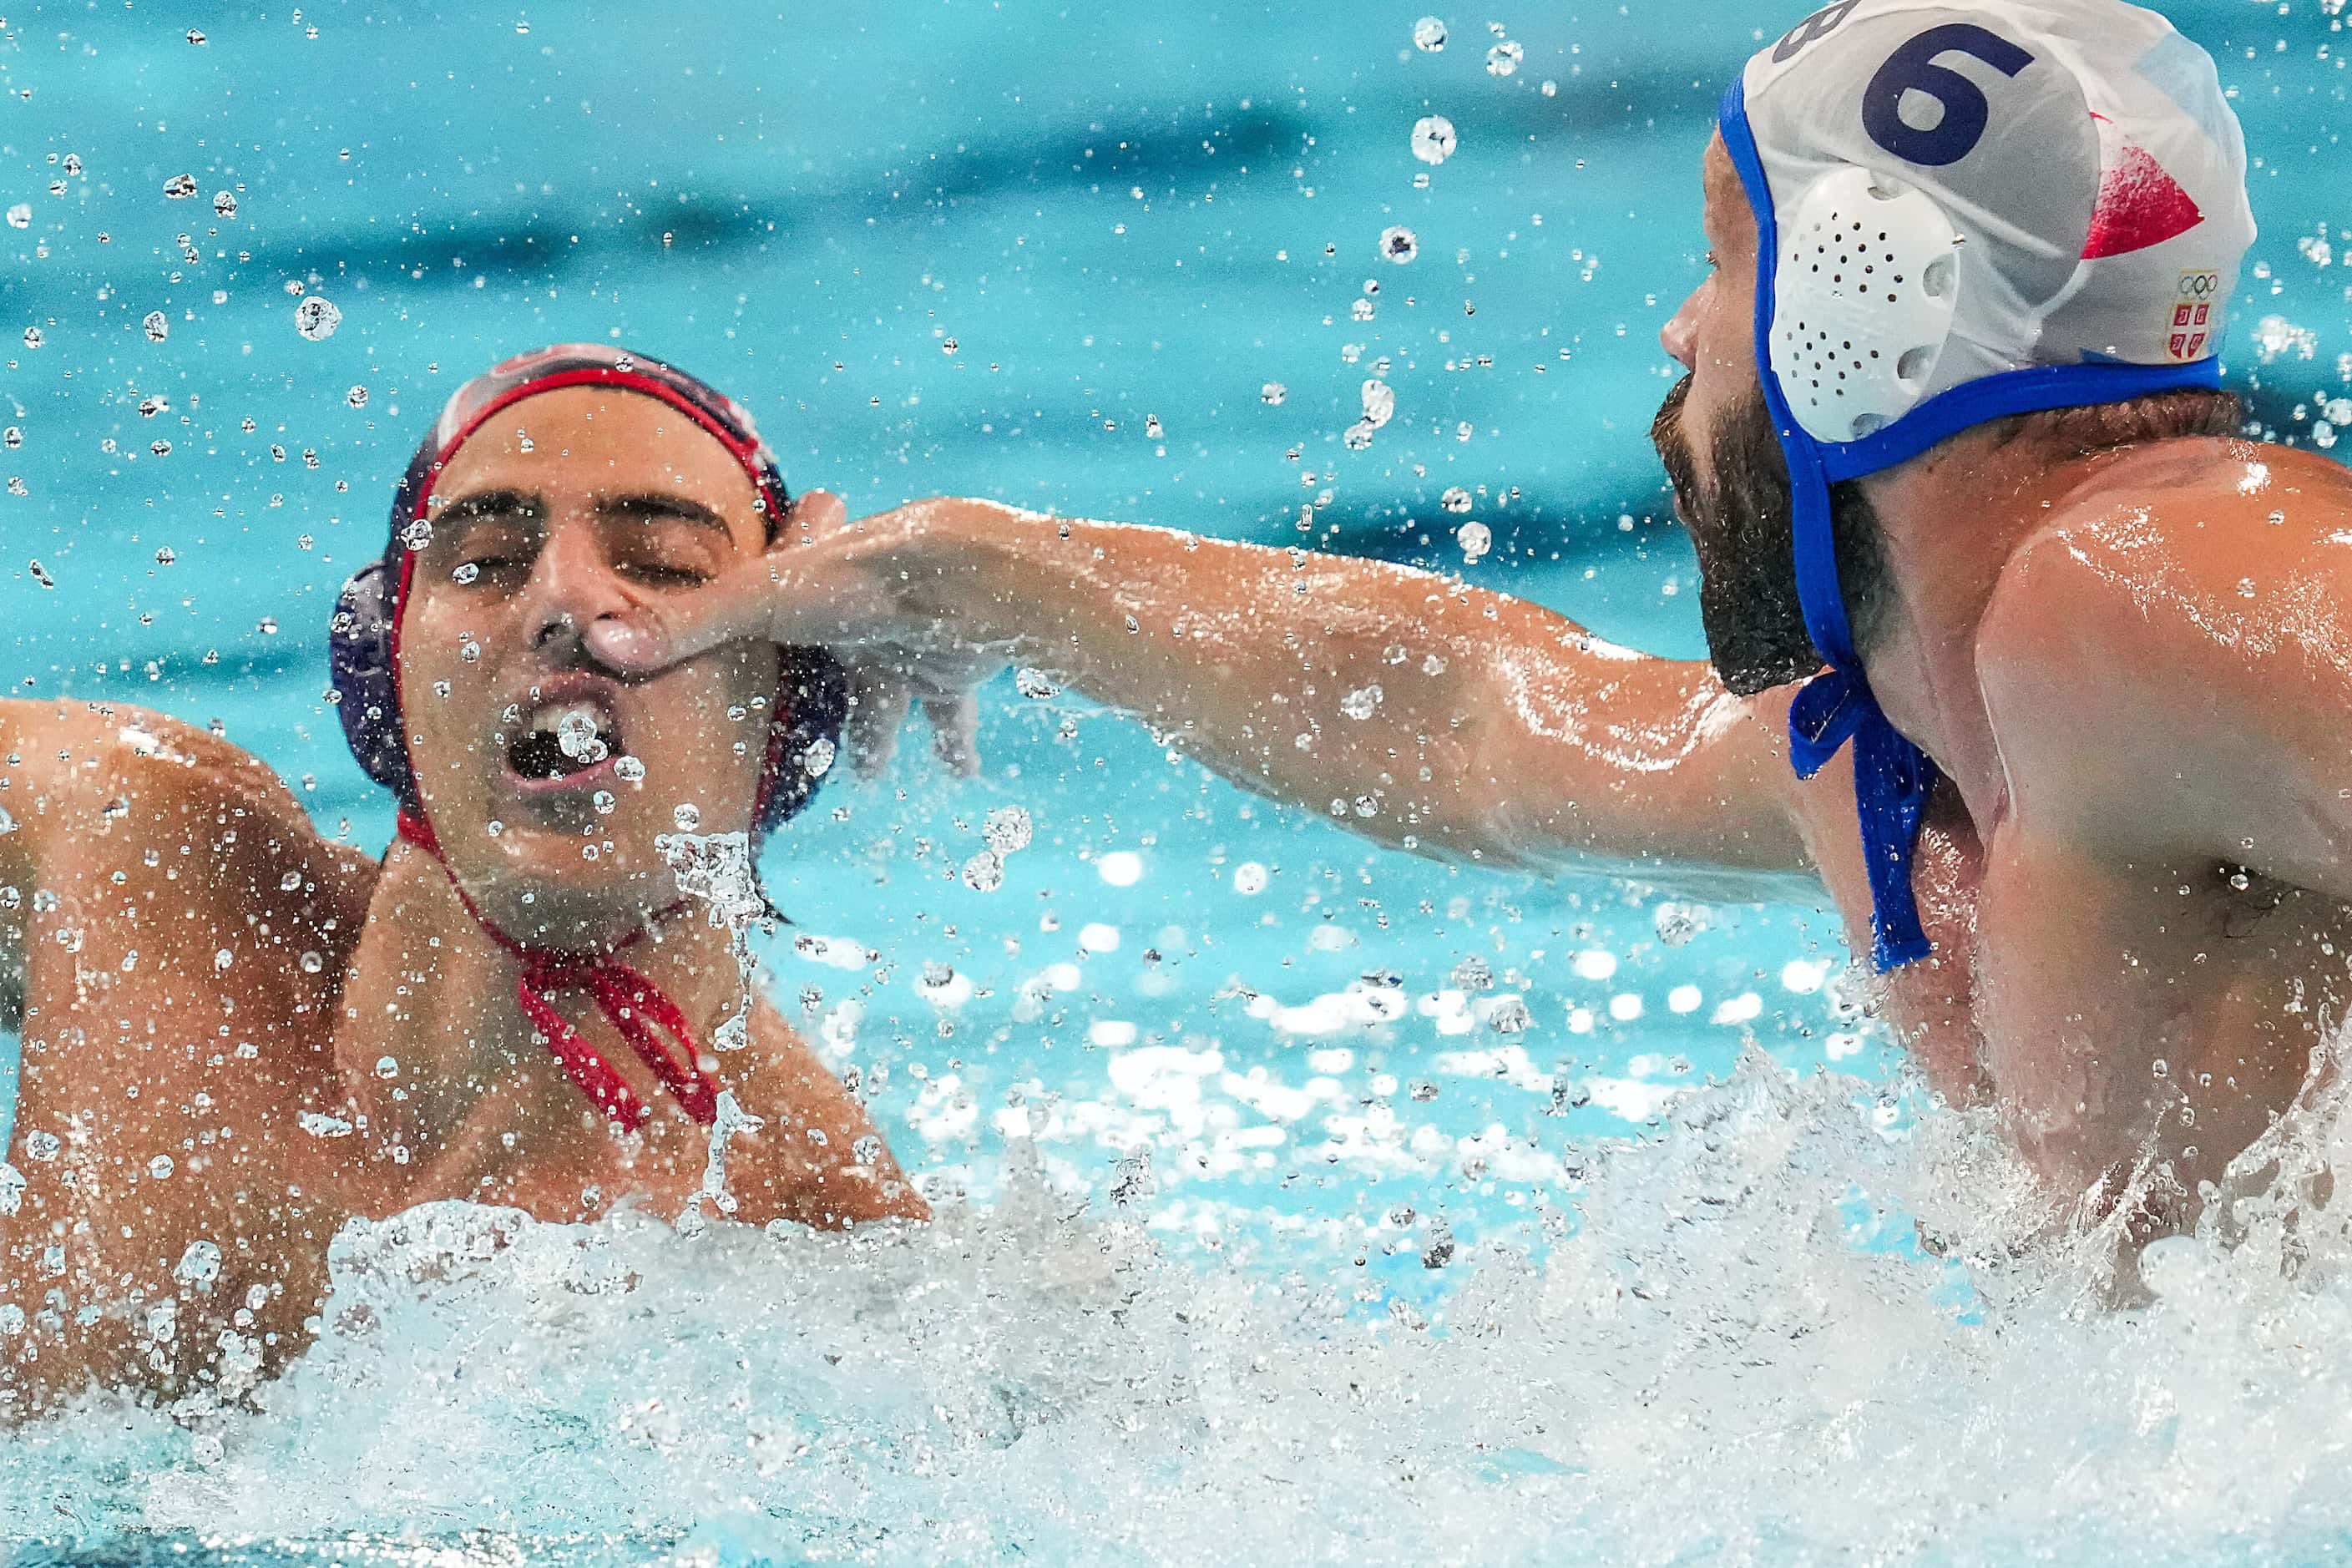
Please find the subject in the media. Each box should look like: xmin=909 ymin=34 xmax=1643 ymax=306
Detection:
xmin=585 ymin=559 xmax=784 ymax=674
xmin=921 ymin=693 xmax=982 ymax=778
xmin=848 ymin=666 xmax=913 ymax=781
xmin=784 ymin=488 xmax=849 ymax=540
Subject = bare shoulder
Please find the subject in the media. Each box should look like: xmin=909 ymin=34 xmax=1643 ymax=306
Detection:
xmin=1 ymin=697 xmax=372 ymax=887
xmin=731 ymin=999 xmax=928 ymax=1228
xmin=1976 ymin=439 xmax=2352 ymax=846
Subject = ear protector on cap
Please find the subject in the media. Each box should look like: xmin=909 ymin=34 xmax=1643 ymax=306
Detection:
xmin=1770 ymin=167 xmax=1963 ymax=443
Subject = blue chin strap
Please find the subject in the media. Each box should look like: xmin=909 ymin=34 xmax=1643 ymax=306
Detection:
xmin=1717 ymin=78 xmax=2223 ymax=971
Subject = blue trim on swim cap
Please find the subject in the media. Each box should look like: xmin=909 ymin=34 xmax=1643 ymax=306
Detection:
xmin=1715 ymin=77 xmax=2228 ymax=971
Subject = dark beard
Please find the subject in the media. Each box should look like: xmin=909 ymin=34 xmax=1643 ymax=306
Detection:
xmin=1650 ymin=375 xmax=1887 ymax=696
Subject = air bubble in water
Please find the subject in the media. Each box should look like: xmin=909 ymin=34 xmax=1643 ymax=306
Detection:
xmin=1014 ymin=667 xmax=1062 ymax=700
xmin=185 ymin=27 xmax=206 ymax=43
xmin=1440 ymin=486 xmax=1474 ymax=514
xmin=3 ymin=427 xmax=19 ymax=448
xmin=591 ymin=790 xmax=616 ymax=815
xmin=20 ymin=328 xmax=41 ymax=350
xmin=172 ymin=1240 xmax=220 ymax=1288
xmin=293 ymin=296 xmax=341 ymax=341
xmin=281 ymin=870 xmax=303 ymax=892
xmin=1232 ymin=861 xmax=1270 ymax=895
xmin=1457 ymin=521 xmax=1492 ymax=560
xmin=1341 ymin=684 xmax=1384 ymax=720
xmin=983 ymin=804 xmax=1033 ymax=853
xmin=1261 ymin=382 xmax=1287 ymax=406
xmin=400 ymin=518 xmax=432 ymax=552
xmin=614 ymin=755 xmax=645 ymax=782
xmin=674 ymin=802 xmax=702 ymax=831
xmin=143 ymin=311 xmax=169 ymax=341
xmin=1413 ymin=15 xmax=1448 ymax=49
xmin=1360 ymin=378 xmax=1395 ymax=430
xmin=212 ymin=190 xmax=238 ymax=218
xmin=1379 ymin=226 xmax=1419 ymax=264
xmin=802 ymin=736 xmax=837 ymax=777
xmin=4 ymin=205 xmax=28 ymax=230
xmin=1144 ymin=414 xmax=1165 ymax=439
xmin=346 ymin=385 xmax=369 ymax=408
xmin=962 ymin=850 xmax=1005 ymax=892
xmin=852 ymin=1134 xmax=883 ymax=1164
xmin=1486 ymin=39 xmax=1523 ymax=75
xmin=148 ymin=1155 xmax=175 ymax=1181
xmin=452 ymin=561 xmax=479 ymax=584
xmin=1411 ymin=116 xmax=1457 ymax=165
xmin=163 ymin=173 xmax=197 ymax=199
xmin=1656 ymin=901 xmax=1711 ymax=947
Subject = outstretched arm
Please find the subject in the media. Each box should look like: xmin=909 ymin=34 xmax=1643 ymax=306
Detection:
xmin=589 ymin=496 xmax=1820 ymax=893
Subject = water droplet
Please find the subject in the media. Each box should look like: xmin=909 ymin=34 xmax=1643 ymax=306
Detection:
xmin=1360 ymin=378 xmax=1395 ymax=430
xmin=1485 ymin=38 xmax=1523 ymax=75
xmin=173 ymin=1240 xmax=220 ymax=1289
xmin=374 ymin=1055 xmax=399 ymax=1080
xmin=1232 ymin=861 xmax=1270 ymax=896
xmin=280 ymin=870 xmax=303 ymax=892
xmin=962 ymin=850 xmax=1005 ymax=892
xmin=256 ymin=615 xmax=280 ymax=635
xmin=673 ymin=802 xmax=702 ymax=831
xmin=20 ymin=328 xmax=42 ymax=350
xmin=1341 ymin=684 xmax=1384 ymax=720
xmin=1410 ymin=115 xmax=1457 ymax=166
xmin=211 ymin=190 xmax=237 ymax=218
xmin=137 ymin=394 xmax=168 ymax=417
xmin=346 ymin=384 xmax=369 ymax=408
xmin=142 ymin=311 xmax=169 ymax=341
xmin=591 ymin=789 xmax=616 ymax=815
xmin=458 ymin=640 xmax=480 ymax=663
xmin=555 ymin=711 xmax=605 ymax=761
xmin=1144 ymin=413 xmax=1165 ymax=439
xmin=614 ymin=755 xmax=645 ymax=782
xmin=149 ymin=439 xmax=172 ymax=458
xmin=214 ymin=948 xmax=235 ymax=970
xmin=3 ymin=427 xmax=19 ymax=448
xmin=983 ymin=804 xmax=1033 ymax=853
xmin=1379 ymin=226 xmax=1419 ymax=264
xmin=185 ymin=27 xmax=206 ymax=43
xmin=451 ymin=561 xmax=478 ymax=584
xmin=4 ymin=204 xmax=28 ymax=230
xmin=25 ymin=1131 xmax=59 ymax=1162
xmin=802 ymin=736 xmax=837 ymax=777
xmin=1413 ymin=15 xmax=1448 ymax=49
xmin=162 ymin=173 xmax=197 ymax=199
xmin=147 ymin=1155 xmax=174 ymax=1180
xmin=1260 ymin=381 xmax=1287 ymax=406
xmin=1457 ymin=520 xmax=1492 ymax=559
xmin=1014 ymin=667 xmax=1062 ymax=700
xmin=293 ymin=296 xmax=341 ymax=341
xmin=1440 ymin=486 xmax=1474 ymax=515
xmin=852 ymin=1134 xmax=883 ymax=1164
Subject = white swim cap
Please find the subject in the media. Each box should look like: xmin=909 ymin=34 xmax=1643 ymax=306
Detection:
xmin=1735 ymin=0 xmax=2253 ymax=443
xmin=1715 ymin=0 xmax=2254 ymax=972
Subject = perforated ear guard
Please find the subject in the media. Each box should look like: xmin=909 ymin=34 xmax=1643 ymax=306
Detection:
xmin=329 ymin=556 xmax=416 ymax=807
xmin=1769 ymin=166 xmax=1963 ymax=443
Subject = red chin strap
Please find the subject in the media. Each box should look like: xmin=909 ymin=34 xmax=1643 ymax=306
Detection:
xmin=395 ymin=807 xmax=720 ymax=1130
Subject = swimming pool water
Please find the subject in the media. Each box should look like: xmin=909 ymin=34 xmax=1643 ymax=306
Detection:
xmin=4 ymin=1 xmax=2352 ymax=1561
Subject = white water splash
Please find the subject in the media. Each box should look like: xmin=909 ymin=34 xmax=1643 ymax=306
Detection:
xmin=14 ymin=1050 xmax=2352 ymax=1562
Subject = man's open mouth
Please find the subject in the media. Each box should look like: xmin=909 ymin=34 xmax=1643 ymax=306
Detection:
xmin=505 ymin=698 xmax=625 ymax=784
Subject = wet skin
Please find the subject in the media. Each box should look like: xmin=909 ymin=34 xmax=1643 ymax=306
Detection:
xmin=587 ymin=143 xmax=2352 ymax=1232
xmin=0 ymin=387 xmax=921 ymax=1419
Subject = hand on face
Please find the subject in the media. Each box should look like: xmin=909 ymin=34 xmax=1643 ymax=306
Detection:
xmin=585 ymin=492 xmax=1005 ymax=782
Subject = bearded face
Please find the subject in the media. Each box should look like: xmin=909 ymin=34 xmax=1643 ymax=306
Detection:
xmin=1651 ymin=374 xmax=1884 ymax=696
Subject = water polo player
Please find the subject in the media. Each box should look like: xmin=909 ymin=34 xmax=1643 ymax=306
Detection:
xmin=0 ymin=344 xmax=922 ymax=1417
xmin=595 ymin=0 xmax=2352 ymax=1235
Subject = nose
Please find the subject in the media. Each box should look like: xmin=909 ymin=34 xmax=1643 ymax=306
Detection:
xmin=1662 ymin=290 xmax=1701 ymax=369
xmin=518 ymin=521 xmax=629 ymax=656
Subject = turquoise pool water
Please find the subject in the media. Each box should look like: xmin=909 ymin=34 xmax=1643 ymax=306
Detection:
xmin=4 ymin=2 xmax=2352 ymax=1561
